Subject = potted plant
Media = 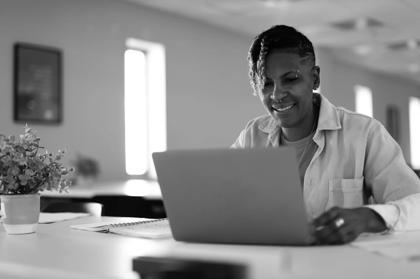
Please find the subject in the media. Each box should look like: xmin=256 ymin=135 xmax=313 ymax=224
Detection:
xmin=0 ymin=126 xmax=72 ymax=234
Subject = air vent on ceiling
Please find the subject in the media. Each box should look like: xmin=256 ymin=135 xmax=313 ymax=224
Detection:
xmin=331 ymin=17 xmax=383 ymax=31
xmin=388 ymin=39 xmax=420 ymax=51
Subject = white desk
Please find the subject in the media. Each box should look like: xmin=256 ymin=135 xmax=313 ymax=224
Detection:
xmin=1 ymin=216 xmax=420 ymax=279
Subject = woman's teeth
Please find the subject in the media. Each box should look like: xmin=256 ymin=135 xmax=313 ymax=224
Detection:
xmin=273 ymin=104 xmax=294 ymax=112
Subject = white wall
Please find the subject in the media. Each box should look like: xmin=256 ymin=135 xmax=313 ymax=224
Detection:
xmin=0 ymin=0 xmax=419 ymax=182
xmin=0 ymin=0 xmax=263 ymax=181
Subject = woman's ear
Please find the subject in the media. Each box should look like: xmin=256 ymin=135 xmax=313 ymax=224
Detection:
xmin=312 ymin=66 xmax=320 ymax=90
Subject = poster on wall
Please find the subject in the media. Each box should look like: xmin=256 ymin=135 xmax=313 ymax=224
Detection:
xmin=13 ymin=43 xmax=62 ymax=124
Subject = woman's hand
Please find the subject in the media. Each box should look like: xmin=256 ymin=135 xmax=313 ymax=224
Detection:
xmin=311 ymin=207 xmax=388 ymax=245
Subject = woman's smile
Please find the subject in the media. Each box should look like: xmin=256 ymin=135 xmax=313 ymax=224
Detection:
xmin=272 ymin=103 xmax=295 ymax=113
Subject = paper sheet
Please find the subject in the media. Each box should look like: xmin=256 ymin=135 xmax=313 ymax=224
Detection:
xmin=70 ymin=218 xmax=172 ymax=238
xmin=1 ymin=212 xmax=90 ymax=224
xmin=70 ymin=220 xmax=124 ymax=232
xmin=352 ymin=231 xmax=420 ymax=261
xmin=38 ymin=212 xmax=90 ymax=223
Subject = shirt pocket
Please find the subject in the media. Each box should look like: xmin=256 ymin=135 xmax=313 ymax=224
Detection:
xmin=326 ymin=178 xmax=364 ymax=209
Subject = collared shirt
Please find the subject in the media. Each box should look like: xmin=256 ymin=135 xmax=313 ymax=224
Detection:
xmin=232 ymin=93 xmax=420 ymax=231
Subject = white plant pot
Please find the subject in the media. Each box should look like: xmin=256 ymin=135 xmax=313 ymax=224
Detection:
xmin=0 ymin=194 xmax=40 ymax=234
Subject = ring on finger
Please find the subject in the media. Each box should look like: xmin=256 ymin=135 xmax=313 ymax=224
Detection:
xmin=334 ymin=217 xmax=345 ymax=228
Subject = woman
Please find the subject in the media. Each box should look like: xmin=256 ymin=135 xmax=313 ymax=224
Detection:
xmin=232 ymin=25 xmax=420 ymax=244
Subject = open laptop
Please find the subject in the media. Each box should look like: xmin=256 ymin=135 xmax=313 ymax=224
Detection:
xmin=152 ymin=147 xmax=312 ymax=245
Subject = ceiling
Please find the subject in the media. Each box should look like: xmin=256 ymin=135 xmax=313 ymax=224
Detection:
xmin=122 ymin=0 xmax=420 ymax=85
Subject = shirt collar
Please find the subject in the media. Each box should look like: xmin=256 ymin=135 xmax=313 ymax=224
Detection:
xmin=316 ymin=93 xmax=341 ymax=131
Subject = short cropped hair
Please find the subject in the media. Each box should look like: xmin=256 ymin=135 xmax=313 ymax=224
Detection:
xmin=248 ymin=25 xmax=315 ymax=95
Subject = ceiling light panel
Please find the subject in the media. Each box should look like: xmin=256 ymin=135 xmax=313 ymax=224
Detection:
xmin=331 ymin=17 xmax=384 ymax=31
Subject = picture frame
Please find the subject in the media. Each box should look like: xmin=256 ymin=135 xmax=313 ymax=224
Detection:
xmin=13 ymin=43 xmax=62 ymax=124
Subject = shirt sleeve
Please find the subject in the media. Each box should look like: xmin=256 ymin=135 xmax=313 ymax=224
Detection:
xmin=364 ymin=203 xmax=399 ymax=230
xmin=388 ymin=193 xmax=420 ymax=231
xmin=231 ymin=129 xmax=245 ymax=149
xmin=364 ymin=121 xmax=420 ymax=231
xmin=231 ymin=118 xmax=258 ymax=148
xmin=365 ymin=193 xmax=420 ymax=231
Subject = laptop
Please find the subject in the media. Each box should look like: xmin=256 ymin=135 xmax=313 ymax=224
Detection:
xmin=152 ymin=147 xmax=312 ymax=245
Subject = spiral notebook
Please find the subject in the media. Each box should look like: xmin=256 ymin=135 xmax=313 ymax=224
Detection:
xmin=71 ymin=218 xmax=172 ymax=239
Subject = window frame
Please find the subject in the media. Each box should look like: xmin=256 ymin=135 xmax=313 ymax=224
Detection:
xmin=124 ymin=38 xmax=166 ymax=180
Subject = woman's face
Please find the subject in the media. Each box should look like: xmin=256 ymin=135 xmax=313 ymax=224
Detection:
xmin=259 ymin=50 xmax=319 ymax=129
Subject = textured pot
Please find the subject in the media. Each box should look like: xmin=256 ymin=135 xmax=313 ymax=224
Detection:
xmin=0 ymin=194 xmax=40 ymax=234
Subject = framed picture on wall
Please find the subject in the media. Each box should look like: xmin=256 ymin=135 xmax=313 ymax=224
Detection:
xmin=13 ymin=43 xmax=62 ymax=124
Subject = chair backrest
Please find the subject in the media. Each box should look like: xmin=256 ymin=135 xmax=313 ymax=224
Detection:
xmin=42 ymin=201 xmax=103 ymax=216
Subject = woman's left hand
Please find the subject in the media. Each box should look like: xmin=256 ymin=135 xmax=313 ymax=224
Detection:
xmin=311 ymin=206 xmax=387 ymax=245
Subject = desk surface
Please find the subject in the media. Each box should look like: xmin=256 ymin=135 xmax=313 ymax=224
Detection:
xmin=1 ymin=216 xmax=420 ymax=279
xmin=41 ymin=179 xmax=162 ymax=200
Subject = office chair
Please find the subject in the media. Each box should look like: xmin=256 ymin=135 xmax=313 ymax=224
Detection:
xmin=41 ymin=201 xmax=103 ymax=216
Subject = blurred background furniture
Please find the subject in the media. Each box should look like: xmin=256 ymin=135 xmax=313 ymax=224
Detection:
xmin=41 ymin=201 xmax=103 ymax=216
xmin=41 ymin=180 xmax=165 ymax=218
xmin=91 ymin=195 xmax=165 ymax=218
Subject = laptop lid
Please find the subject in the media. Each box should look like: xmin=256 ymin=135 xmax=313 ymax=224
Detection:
xmin=152 ymin=148 xmax=312 ymax=245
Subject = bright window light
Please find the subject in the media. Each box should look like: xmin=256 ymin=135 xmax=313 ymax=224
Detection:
xmin=125 ymin=49 xmax=147 ymax=175
xmin=124 ymin=39 xmax=166 ymax=178
xmin=354 ymin=85 xmax=373 ymax=117
xmin=409 ymin=97 xmax=420 ymax=169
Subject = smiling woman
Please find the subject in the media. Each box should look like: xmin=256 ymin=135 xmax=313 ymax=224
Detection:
xmin=232 ymin=25 xmax=420 ymax=245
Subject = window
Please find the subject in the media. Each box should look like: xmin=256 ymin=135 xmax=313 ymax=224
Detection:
xmin=410 ymin=97 xmax=420 ymax=169
xmin=354 ymin=85 xmax=373 ymax=117
xmin=124 ymin=39 xmax=166 ymax=178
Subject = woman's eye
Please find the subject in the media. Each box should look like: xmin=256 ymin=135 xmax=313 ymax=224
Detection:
xmin=263 ymin=81 xmax=274 ymax=88
xmin=284 ymin=76 xmax=299 ymax=83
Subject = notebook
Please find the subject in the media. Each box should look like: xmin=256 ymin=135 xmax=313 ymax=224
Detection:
xmin=152 ymin=147 xmax=313 ymax=246
xmin=71 ymin=218 xmax=172 ymax=238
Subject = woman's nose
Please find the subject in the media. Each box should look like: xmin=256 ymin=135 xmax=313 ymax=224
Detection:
xmin=271 ymin=84 xmax=288 ymax=100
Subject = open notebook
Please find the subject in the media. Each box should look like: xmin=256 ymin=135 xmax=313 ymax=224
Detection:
xmin=71 ymin=218 xmax=171 ymax=239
